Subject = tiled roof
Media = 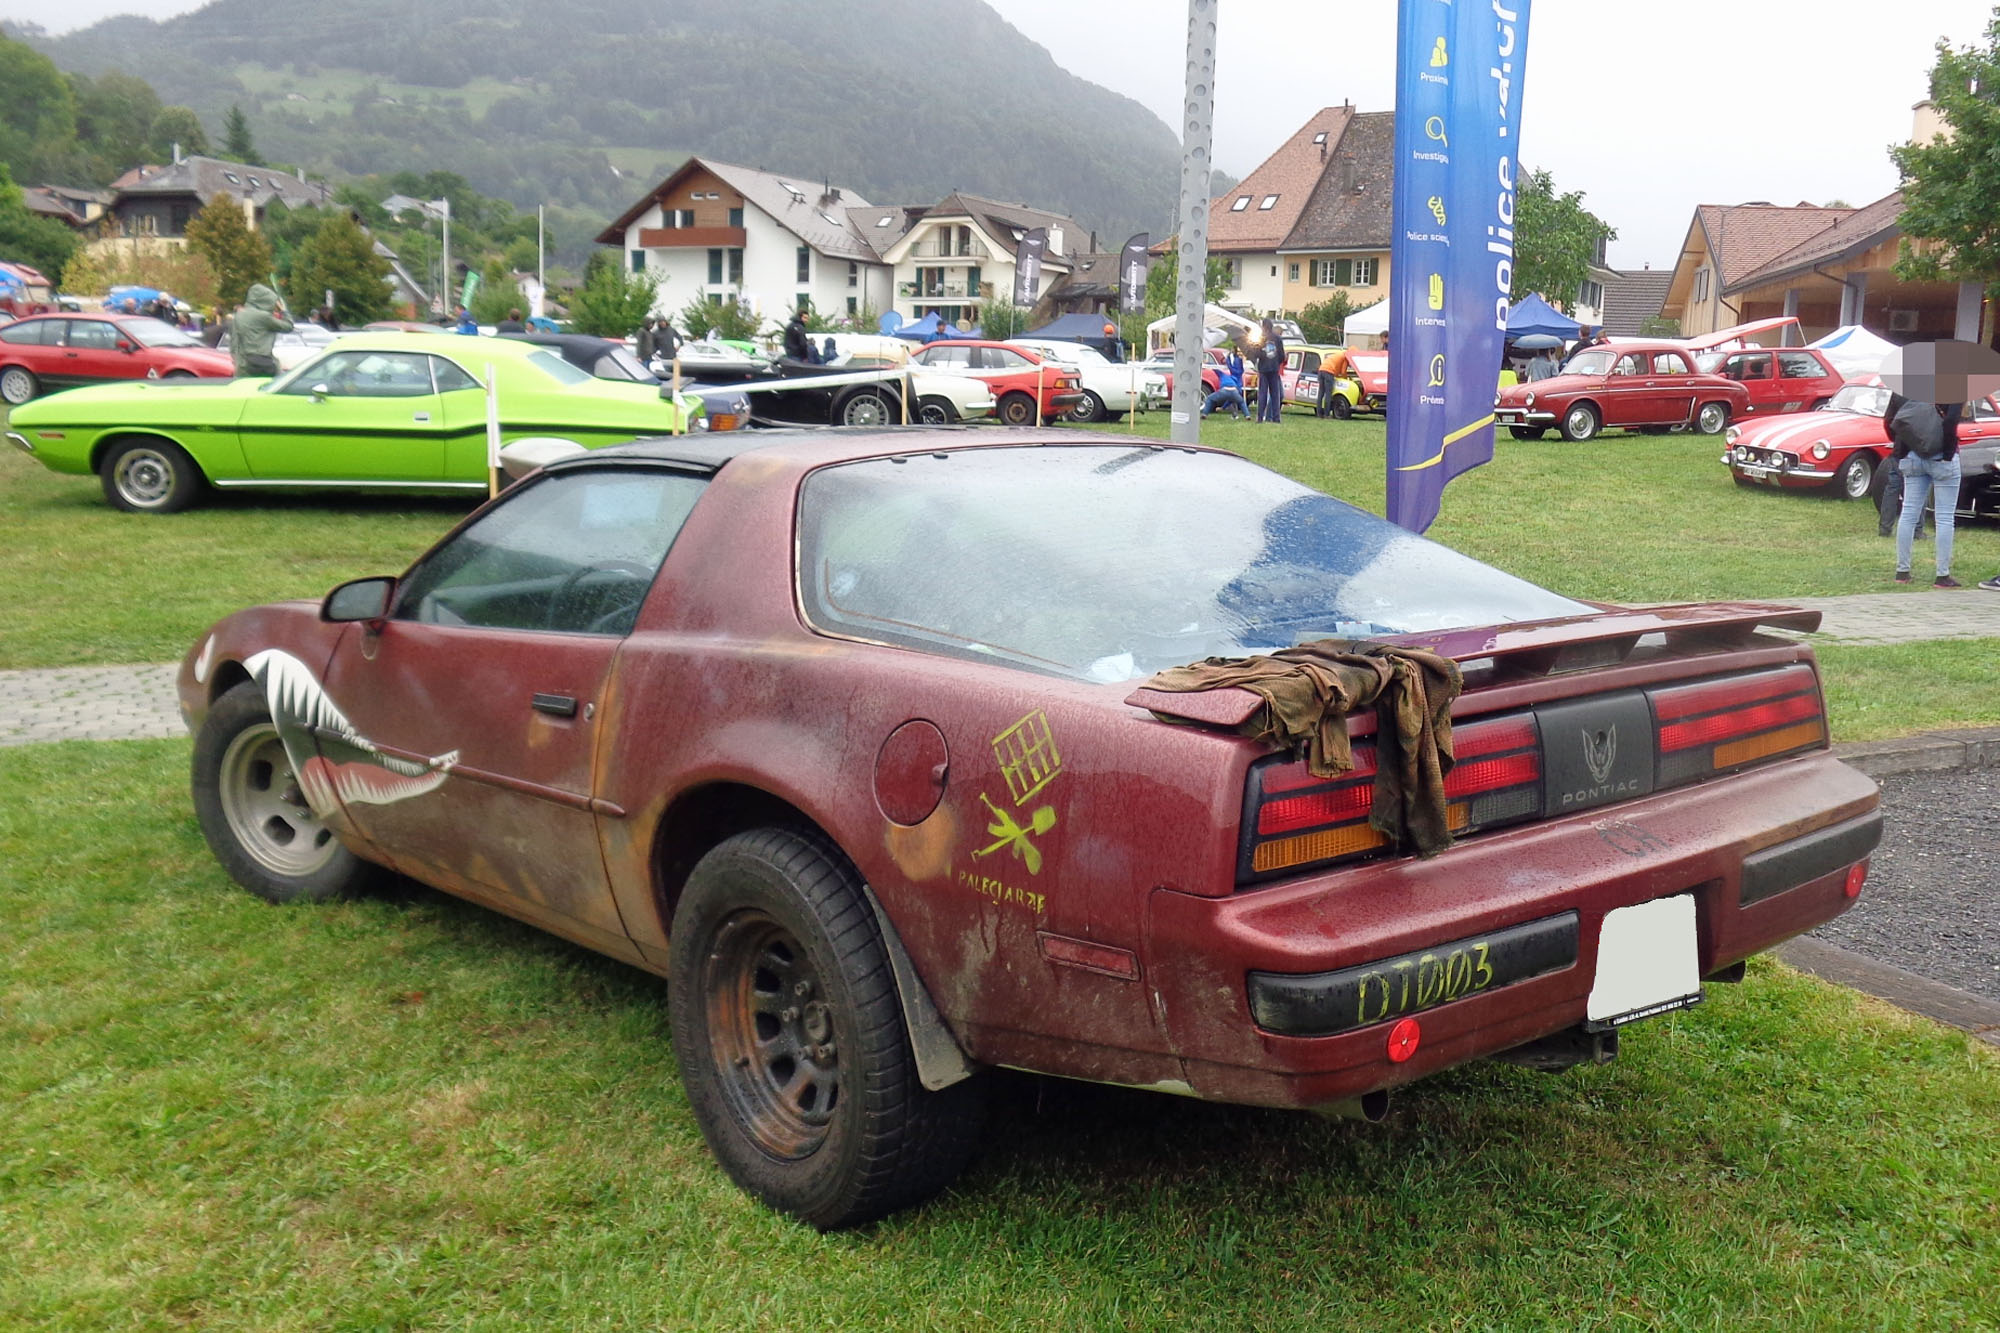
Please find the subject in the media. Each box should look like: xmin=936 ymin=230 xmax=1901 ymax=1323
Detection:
xmin=1597 ymin=269 xmax=1674 ymax=336
xmin=1730 ymin=191 xmax=1903 ymax=291
xmin=1696 ymin=203 xmax=1853 ymax=287
xmin=1052 ymin=250 xmax=1121 ymax=299
xmin=1279 ymin=111 xmax=1394 ymax=252
xmin=114 ymin=155 xmax=330 ymax=211
xmin=22 ymin=188 xmax=85 ymax=225
xmin=597 ymin=157 xmax=880 ymax=262
xmin=924 ymin=192 xmax=1079 ymax=265
xmin=1209 ymin=106 xmax=1354 ymax=253
xmin=848 ymin=204 xmax=918 ymax=260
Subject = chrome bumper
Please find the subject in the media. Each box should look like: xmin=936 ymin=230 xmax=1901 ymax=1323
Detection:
xmin=5 ymin=430 xmax=33 ymax=456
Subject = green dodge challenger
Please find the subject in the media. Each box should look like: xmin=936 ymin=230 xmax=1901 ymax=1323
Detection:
xmin=5 ymin=332 xmax=708 ymax=513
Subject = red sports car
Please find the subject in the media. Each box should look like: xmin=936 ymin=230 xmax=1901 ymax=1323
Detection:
xmin=1724 ymin=382 xmax=2000 ymax=509
xmin=180 ymin=429 xmax=1879 ymax=1227
xmin=909 ymin=339 xmax=1083 ymax=425
xmin=1495 ymin=341 xmax=1751 ymax=441
xmin=0 ymin=312 xmax=234 ymax=404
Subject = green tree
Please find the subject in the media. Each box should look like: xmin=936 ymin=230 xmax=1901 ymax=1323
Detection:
xmin=567 ymin=262 xmax=659 ymax=336
xmin=503 ymin=235 xmax=539 ymax=274
xmin=673 ymin=290 xmax=760 ymax=343
xmin=1144 ymin=242 xmax=1230 ymax=318
xmin=1511 ymin=168 xmax=1616 ymax=309
xmin=0 ymin=164 xmax=78 ymax=280
xmin=1893 ymin=17 xmax=2000 ymax=346
xmin=1297 ymin=292 xmax=1365 ymax=344
xmin=469 ymin=257 xmax=518 ymax=324
xmin=221 ymin=105 xmax=262 ymax=165
xmin=148 ymin=107 xmax=209 ymax=161
xmin=976 ymin=296 xmax=1030 ymax=340
xmin=183 ymin=193 xmax=274 ymax=308
xmin=59 ymin=247 xmax=109 ymax=298
xmin=72 ymin=72 xmax=160 ymax=171
xmin=1638 ymin=315 xmax=1682 ymax=338
xmin=287 ymin=212 xmax=392 ymax=324
xmin=0 ymin=37 xmax=79 ymax=178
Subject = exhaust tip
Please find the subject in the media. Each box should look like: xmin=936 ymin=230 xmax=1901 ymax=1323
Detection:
xmin=1316 ymin=1087 xmax=1391 ymax=1123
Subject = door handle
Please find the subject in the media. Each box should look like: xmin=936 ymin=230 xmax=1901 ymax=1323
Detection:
xmin=531 ymin=693 xmax=578 ymax=717
xmin=413 ymin=411 xmax=430 ymax=422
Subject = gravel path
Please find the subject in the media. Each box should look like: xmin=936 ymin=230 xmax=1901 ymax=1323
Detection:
xmin=1811 ymin=766 xmax=2000 ymax=1001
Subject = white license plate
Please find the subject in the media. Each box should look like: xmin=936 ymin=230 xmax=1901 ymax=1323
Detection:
xmin=1586 ymin=894 xmax=1702 ymax=1030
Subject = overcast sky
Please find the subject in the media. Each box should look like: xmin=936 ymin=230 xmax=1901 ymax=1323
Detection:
xmin=5 ymin=0 xmax=1995 ymax=268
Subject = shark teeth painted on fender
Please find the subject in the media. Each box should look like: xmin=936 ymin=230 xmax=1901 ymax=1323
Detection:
xmin=245 ymin=648 xmax=459 ymax=815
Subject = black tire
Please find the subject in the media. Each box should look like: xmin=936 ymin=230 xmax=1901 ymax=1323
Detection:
xmin=836 ymin=389 xmax=900 ymax=428
xmin=1327 ymin=394 xmax=1352 ymax=421
xmin=191 ymin=682 xmax=379 ymax=905
xmin=99 ymin=437 xmax=205 ymax=513
xmin=1694 ymin=401 xmax=1730 ymax=436
xmin=1835 ymin=453 xmax=1875 ymax=500
xmin=1068 ymin=390 xmax=1106 ymax=423
xmin=916 ymin=395 xmax=956 ymax=426
xmin=1508 ymin=425 xmax=1545 ymax=440
xmin=0 ymin=365 xmax=39 ymax=405
xmin=669 ymin=829 xmax=986 ymax=1228
xmin=163 ymin=369 xmax=197 ymax=380
xmin=997 ymin=392 xmax=1037 ymax=427
xmin=1559 ymin=403 xmax=1601 ymax=442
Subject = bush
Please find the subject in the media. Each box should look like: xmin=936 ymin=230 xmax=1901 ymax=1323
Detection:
xmin=675 ymin=291 xmax=761 ymax=342
xmin=976 ymin=296 xmax=1030 ymax=340
xmin=568 ymin=264 xmax=659 ymax=337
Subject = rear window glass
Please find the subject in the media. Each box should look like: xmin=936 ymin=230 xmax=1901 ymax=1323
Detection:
xmin=526 ymin=348 xmax=593 ymax=386
xmin=798 ymin=447 xmax=1589 ymax=682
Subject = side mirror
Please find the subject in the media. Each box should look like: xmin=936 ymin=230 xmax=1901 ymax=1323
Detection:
xmin=322 ymin=575 xmax=395 ymax=624
xmin=308 ymin=382 xmax=330 ymax=400
xmin=117 ymin=340 xmax=135 ymax=353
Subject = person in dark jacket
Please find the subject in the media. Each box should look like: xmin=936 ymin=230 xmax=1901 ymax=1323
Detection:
xmin=782 ymin=308 xmax=813 ymax=362
xmin=1254 ymin=320 xmax=1285 ymax=424
xmin=495 ymin=308 xmax=527 ymax=334
xmin=635 ymin=317 xmax=657 ymax=365
xmin=1883 ymin=390 xmax=1963 ymax=587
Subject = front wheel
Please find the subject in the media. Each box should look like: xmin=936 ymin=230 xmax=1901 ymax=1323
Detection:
xmin=1068 ymin=390 xmax=1106 ymax=423
xmin=1 ymin=365 xmax=40 ymax=404
xmin=163 ymin=369 xmax=197 ymax=380
xmin=1835 ymin=452 xmax=1875 ymax=500
xmin=100 ymin=437 xmax=205 ymax=513
xmin=1559 ymin=403 xmax=1601 ymax=442
xmin=1327 ymin=394 xmax=1352 ymax=420
xmin=1695 ymin=401 xmax=1731 ymax=436
xmin=192 ymin=682 xmax=379 ymax=904
xmin=997 ymin=392 xmax=1037 ymax=427
xmin=836 ymin=389 xmax=899 ymax=428
xmin=916 ymin=395 xmax=955 ymax=426
xmin=669 ymin=830 xmax=987 ymax=1229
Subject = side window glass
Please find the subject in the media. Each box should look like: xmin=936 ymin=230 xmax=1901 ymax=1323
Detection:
xmin=1736 ymin=353 xmax=1773 ymax=380
xmin=0 ymin=319 xmax=50 ymax=345
xmin=993 ymin=349 xmax=1031 ymax=370
xmin=1777 ymin=352 xmax=1822 ymax=379
xmin=430 ymin=357 xmax=480 ymax=393
xmin=288 ymin=350 xmax=435 ymax=397
xmin=68 ymin=320 xmax=118 ymax=349
xmin=1652 ymin=353 xmax=1689 ymax=374
xmin=1612 ymin=354 xmax=1644 ymax=376
xmin=1301 ymin=352 xmax=1320 ymax=374
xmin=394 ymin=469 xmax=708 ymax=636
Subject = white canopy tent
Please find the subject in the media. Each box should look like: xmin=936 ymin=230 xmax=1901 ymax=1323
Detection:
xmin=1146 ymin=302 xmax=1257 ymax=352
xmin=1341 ymin=299 xmax=1390 ymax=346
xmin=1810 ymin=325 xmax=1899 ymax=381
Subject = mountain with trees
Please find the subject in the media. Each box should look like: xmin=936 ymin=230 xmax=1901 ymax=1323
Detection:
xmin=10 ymin=0 xmax=1184 ymax=254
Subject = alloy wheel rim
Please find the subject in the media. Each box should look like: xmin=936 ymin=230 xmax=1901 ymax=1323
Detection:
xmin=113 ymin=449 xmax=176 ymax=507
xmin=844 ymin=396 xmax=887 ymax=427
xmin=1844 ymin=462 xmax=1870 ymax=498
xmin=218 ymin=722 xmax=338 ymax=877
xmin=704 ymin=910 xmax=840 ymax=1160
xmin=1 ymin=368 xmax=29 ymax=402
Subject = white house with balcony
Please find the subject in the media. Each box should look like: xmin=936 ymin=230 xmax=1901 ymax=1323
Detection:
xmin=874 ymin=193 xmax=1079 ymax=327
xmin=596 ymin=157 xmax=896 ymax=329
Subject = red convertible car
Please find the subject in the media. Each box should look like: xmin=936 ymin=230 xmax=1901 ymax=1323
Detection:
xmin=1495 ymin=342 xmax=1751 ymax=441
xmin=1725 ymin=382 xmax=2000 ymax=510
xmin=180 ymin=429 xmax=1880 ymax=1227
xmin=0 ymin=312 xmax=234 ymax=404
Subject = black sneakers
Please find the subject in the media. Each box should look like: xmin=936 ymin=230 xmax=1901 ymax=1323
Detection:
xmin=1934 ymin=575 xmax=1963 ymax=589
xmin=1894 ymin=570 xmax=1912 ymax=583
xmin=1980 ymin=575 xmax=2000 ymax=591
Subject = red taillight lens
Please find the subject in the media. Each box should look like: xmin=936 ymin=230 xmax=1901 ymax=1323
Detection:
xmin=1651 ymin=665 xmax=1825 ymax=786
xmin=1239 ymin=713 xmax=1541 ymax=883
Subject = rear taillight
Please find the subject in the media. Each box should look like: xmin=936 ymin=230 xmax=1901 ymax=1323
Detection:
xmin=1650 ymin=664 xmax=1824 ymax=786
xmin=1240 ymin=712 xmax=1541 ymax=882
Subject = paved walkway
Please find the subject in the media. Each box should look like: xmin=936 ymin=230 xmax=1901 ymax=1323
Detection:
xmin=2 ymin=590 xmax=1997 ymax=748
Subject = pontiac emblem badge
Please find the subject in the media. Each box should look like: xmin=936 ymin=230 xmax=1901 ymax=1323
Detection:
xmin=1582 ymin=725 xmax=1618 ymax=786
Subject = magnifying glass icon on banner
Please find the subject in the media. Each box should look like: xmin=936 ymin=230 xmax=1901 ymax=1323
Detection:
xmin=1425 ymin=116 xmax=1449 ymax=148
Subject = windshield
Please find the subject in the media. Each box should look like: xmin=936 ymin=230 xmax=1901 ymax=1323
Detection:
xmin=526 ymin=348 xmax=593 ymax=386
xmin=1829 ymin=383 xmax=1890 ymax=416
xmin=799 ymin=447 xmax=1589 ymax=682
xmin=123 ymin=317 xmax=200 ymax=348
xmin=1563 ymin=349 xmax=1614 ymax=376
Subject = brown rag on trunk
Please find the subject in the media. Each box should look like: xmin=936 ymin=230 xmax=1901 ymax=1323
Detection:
xmin=1142 ymin=641 xmax=1463 ymax=857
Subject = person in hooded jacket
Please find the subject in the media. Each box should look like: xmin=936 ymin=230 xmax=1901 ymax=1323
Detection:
xmin=230 ymin=284 xmax=293 ymax=378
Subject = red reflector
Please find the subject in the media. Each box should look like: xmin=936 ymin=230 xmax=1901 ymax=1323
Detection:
xmin=1844 ymin=861 xmax=1867 ymax=899
xmin=1658 ymin=692 xmax=1820 ymax=752
xmin=1386 ymin=1017 xmax=1421 ymax=1063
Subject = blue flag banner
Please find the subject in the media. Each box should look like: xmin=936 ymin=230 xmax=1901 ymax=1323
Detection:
xmin=1386 ymin=0 xmax=1532 ymax=533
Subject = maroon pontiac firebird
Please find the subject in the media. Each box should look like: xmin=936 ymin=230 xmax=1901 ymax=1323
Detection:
xmin=178 ymin=429 xmax=1880 ymax=1227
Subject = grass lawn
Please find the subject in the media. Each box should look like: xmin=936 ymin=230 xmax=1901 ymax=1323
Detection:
xmin=2 ymin=740 xmax=1994 ymax=1331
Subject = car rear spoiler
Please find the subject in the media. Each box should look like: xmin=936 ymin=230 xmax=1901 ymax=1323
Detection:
xmin=1124 ymin=602 xmax=1822 ymax=725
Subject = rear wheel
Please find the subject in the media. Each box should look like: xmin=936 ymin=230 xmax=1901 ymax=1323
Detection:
xmin=1559 ymin=403 xmax=1601 ymax=442
xmin=916 ymin=395 xmax=955 ymax=426
xmin=1068 ymin=390 xmax=1106 ymax=423
xmin=1695 ymin=401 xmax=1730 ymax=435
xmin=1508 ymin=425 xmax=1545 ymax=440
xmin=0 ymin=365 xmax=38 ymax=405
xmin=100 ymin=437 xmax=205 ymax=513
xmin=837 ymin=389 xmax=899 ymax=428
xmin=997 ymin=392 xmax=1037 ymax=427
xmin=669 ymin=830 xmax=987 ymax=1228
xmin=1835 ymin=453 xmax=1875 ymax=500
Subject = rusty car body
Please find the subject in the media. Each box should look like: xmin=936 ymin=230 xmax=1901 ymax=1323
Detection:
xmin=180 ymin=429 xmax=1881 ymax=1227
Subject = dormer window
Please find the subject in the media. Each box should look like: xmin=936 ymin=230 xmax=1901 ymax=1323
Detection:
xmin=1231 ymin=196 xmax=1250 ymax=211
xmin=1259 ymin=195 xmax=1279 ymax=210
xmin=1312 ymin=131 xmax=1327 ymax=145
xmin=247 ymin=177 xmax=262 ymax=188
xmin=223 ymin=173 xmax=240 ymax=184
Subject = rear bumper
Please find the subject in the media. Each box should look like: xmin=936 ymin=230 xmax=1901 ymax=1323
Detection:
xmin=1143 ymin=750 xmax=1878 ymax=1110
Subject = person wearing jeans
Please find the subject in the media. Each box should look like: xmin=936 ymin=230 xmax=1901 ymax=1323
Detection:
xmin=1894 ymin=452 xmax=1962 ymax=587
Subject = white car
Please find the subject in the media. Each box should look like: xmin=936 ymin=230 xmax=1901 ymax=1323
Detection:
xmin=1009 ymin=337 xmax=1166 ymax=421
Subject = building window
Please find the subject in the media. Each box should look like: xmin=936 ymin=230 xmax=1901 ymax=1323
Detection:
xmin=728 ymin=206 xmax=743 ymax=227
xmin=1221 ymin=257 xmax=1241 ymax=288
xmin=1694 ymin=268 xmax=1710 ymax=303
xmin=708 ymin=293 xmax=723 ymax=307
xmin=1259 ymin=195 xmax=1279 ymax=210
xmin=1578 ymin=278 xmax=1603 ymax=310
xmin=665 ymin=208 xmax=693 ymax=228
xmin=1288 ymin=262 xmax=1300 ymax=281
xmin=1312 ymin=258 xmax=1343 ymax=287
xmin=1352 ymin=257 xmax=1377 ymax=287
xmin=728 ymin=248 xmax=743 ymax=284
xmin=847 ymin=261 xmax=858 ymax=288
xmin=631 ymin=250 xmax=646 ymax=272
xmin=708 ymin=248 xmax=724 ymax=284
xmin=846 ymin=296 xmax=858 ymax=315
xmin=1230 ymin=196 xmax=1251 ymax=212
xmin=797 ymin=293 xmax=811 ymax=312
xmin=797 ymin=245 xmax=811 ymax=283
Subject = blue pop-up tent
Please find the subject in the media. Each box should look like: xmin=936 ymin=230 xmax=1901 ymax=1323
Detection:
xmin=1506 ymin=293 xmax=1583 ymax=339
xmin=891 ymin=313 xmax=969 ymax=342
xmin=1023 ymin=311 xmax=1122 ymax=358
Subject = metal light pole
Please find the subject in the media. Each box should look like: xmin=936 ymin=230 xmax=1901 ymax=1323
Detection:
xmin=1170 ymin=0 xmax=1219 ymax=445
xmin=536 ymin=204 xmax=546 ymax=320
